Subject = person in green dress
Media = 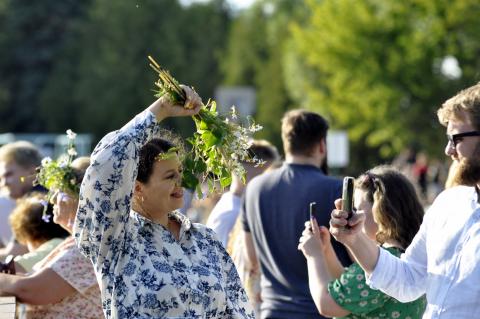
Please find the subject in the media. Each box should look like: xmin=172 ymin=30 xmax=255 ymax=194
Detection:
xmin=298 ymin=165 xmax=427 ymax=319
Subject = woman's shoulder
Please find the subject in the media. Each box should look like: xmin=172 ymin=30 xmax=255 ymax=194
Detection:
xmin=191 ymin=221 xmax=219 ymax=239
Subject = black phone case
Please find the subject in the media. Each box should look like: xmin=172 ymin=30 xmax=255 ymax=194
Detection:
xmin=342 ymin=177 xmax=355 ymax=219
xmin=309 ymin=202 xmax=318 ymax=221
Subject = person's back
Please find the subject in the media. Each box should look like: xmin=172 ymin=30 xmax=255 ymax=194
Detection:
xmin=243 ymin=163 xmax=348 ymax=318
xmin=242 ymin=109 xmax=351 ymax=319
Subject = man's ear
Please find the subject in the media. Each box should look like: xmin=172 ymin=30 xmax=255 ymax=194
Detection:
xmin=318 ymin=138 xmax=327 ymax=156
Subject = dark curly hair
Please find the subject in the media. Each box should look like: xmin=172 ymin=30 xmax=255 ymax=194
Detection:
xmin=10 ymin=194 xmax=70 ymax=245
xmin=137 ymin=130 xmax=184 ymax=184
xmin=355 ymin=165 xmax=424 ymax=250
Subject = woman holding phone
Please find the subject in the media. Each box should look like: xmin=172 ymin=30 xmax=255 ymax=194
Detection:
xmin=298 ymin=165 xmax=426 ymax=319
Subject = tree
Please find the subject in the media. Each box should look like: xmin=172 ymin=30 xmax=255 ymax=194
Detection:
xmin=0 ymin=0 xmax=90 ymax=132
xmin=221 ymin=0 xmax=308 ymax=151
xmin=39 ymin=0 xmax=231 ymax=142
xmin=289 ymin=0 xmax=480 ymax=171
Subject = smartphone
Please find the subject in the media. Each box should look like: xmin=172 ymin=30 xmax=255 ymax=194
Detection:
xmin=309 ymin=202 xmax=318 ymax=221
xmin=342 ymin=176 xmax=355 ymax=220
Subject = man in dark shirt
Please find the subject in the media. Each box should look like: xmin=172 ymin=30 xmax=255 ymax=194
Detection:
xmin=241 ymin=109 xmax=351 ymax=319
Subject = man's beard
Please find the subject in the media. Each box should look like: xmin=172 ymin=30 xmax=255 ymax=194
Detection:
xmin=451 ymin=142 xmax=480 ymax=187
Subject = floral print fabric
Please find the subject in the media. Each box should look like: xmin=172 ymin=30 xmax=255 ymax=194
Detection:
xmin=26 ymin=237 xmax=103 ymax=319
xmin=74 ymin=110 xmax=254 ymax=319
xmin=328 ymin=247 xmax=426 ymax=319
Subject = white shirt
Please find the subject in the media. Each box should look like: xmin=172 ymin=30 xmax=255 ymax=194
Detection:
xmin=0 ymin=196 xmax=15 ymax=245
xmin=206 ymin=192 xmax=242 ymax=247
xmin=367 ymin=185 xmax=480 ymax=318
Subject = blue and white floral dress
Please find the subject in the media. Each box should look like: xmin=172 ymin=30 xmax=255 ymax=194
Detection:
xmin=74 ymin=110 xmax=255 ymax=319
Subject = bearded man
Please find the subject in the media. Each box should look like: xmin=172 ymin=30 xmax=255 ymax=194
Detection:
xmin=329 ymin=83 xmax=480 ymax=319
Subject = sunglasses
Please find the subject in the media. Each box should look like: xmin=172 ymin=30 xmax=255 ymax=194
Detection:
xmin=447 ymin=131 xmax=480 ymax=148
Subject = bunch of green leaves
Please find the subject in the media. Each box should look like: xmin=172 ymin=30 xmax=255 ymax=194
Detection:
xmin=148 ymin=56 xmax=263 ymax=197
xmin=35 ymin=130 xmax=80 ymax=221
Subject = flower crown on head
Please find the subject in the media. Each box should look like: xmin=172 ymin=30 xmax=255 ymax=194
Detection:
xmin=35 ymin=129 xmax=79 ymax=222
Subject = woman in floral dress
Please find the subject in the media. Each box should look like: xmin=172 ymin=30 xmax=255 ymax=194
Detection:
xmin=298 ymin=166 xmax=426 ymax=319
xmin=74 ymin=86 xmax=255 ymax=318
xmin=0 ymin=157 xmax=103 ymax=319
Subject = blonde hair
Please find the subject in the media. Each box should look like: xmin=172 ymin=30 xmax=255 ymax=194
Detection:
xmin=437 ymin=82 xmax=480 ymax=130
xmin=0 ymin=141 xmax=42 ymax=168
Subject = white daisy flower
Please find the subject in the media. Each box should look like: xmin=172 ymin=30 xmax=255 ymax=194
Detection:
xmin=230 ymin=106 xmax=237 ymax=119
xmin=67 ymin=148 xmax=77 ymax=157
xmin=41 ymin=157 xmax=52 ymax=166
xmin=66 ymin=129 xmax=77 ymax=140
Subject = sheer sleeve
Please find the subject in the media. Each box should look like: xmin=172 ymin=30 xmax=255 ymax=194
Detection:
xmin=74 ymin=110 xmax=160 ymax=266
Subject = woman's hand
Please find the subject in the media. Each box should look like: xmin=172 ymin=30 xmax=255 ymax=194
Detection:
xmin=329 ymin=198 xmax=365 ymax=247
xmin=53 ymin=192 xmax=79 ymax=232
xmin=298 ymin=218 xmax=331 ymax=258
xmin=149 ymin=85 xmax=203 ymax=121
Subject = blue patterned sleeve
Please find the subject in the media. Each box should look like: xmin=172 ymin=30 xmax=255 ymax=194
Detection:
xmin=74 ymin=110 xmax=160 ymax=265
xmin=205 ymin=228 xmax=255 ymax=318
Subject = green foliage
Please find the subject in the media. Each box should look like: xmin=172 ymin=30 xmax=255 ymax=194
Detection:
xmin=0 ymin=0 xmax=230 ymax=144
xmin=149 ymin=59 xmax=263 ymax=195
xmin=35 ymin=130 xmax=80 ymax=221
xmin=0 ymin=0 xmax=89 ymax=133
xmin=221 ymin=0 xmax=308 ymax=151
xmin=36 ymin=130 xmax=80 ymax=194
xmin=289 ymin=0 xmax=480 ymax=170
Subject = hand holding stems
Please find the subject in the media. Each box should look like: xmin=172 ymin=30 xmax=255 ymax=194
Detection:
xmin=148 ymin=85 xmax=203 ymax=122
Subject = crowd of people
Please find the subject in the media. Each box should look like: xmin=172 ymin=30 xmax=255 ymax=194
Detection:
xmin=0 ymin=82 xmax=479 ymax=319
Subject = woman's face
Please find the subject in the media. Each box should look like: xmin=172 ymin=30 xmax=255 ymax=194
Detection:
xmin=354 ymin=188 xmax=378 ymax=241
xmin=135 ymin=155 xmax=184 ymax=219
xmin=52 ymin=190 xmax=78 ymax=232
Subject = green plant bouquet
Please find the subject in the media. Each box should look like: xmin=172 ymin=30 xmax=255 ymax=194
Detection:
xmin=35 ymin=129 xmax=80 ymax=222
xmin=148 ymin=56 xmax=264 ymax=197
